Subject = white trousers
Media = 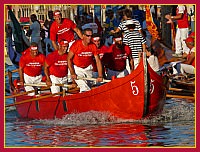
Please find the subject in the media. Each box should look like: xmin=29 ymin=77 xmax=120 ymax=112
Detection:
xmin=180 ymin=64 xmax=195 ymax=75
xmin=74 ymin=65 xmax=93 ymax=92
xmin=175 ymin=28 xmax=189 ymax=54
xmin=24 ymin=73 xmax=42 ymax=96
xmin=50 ymin=75 xmax=68 ymax=94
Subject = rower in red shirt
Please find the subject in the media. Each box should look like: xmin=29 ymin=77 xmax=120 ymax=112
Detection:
xmin=91 ymin=33 xmax=109 ymax=78
xmin=50 ymin=10 xmax=83 ymax=51
xmin=19 ymin=42 xmax=45 ymax=96
xmin=44 ymin=39 xmax=76 ymax=94
xmin=67 ymin=28 xmax=103 ymax=92
xmin=102 ymin=32 xmax=134 ymax=80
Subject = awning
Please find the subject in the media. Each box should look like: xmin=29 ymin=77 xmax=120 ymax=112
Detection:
xmin=20 ymin=17 xmax=30 ymax=23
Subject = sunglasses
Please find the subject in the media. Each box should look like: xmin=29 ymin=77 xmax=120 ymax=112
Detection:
xmin=85 ymin=34 xmax=92 ymax=37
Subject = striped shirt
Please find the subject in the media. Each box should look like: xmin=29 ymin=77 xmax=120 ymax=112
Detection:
xmin=123 ymin=31 xmax=146 ymax=58
xmin=118 ymin=19 xmax=142 ymax=34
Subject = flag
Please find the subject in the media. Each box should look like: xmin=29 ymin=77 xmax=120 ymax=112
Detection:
xmin=7 ymin=37 xmax=21 ymax=67
xmin=7 ymin=5 xmax=29 ymax=54
xmin=145 ymin=5 xmax=160 ymax=40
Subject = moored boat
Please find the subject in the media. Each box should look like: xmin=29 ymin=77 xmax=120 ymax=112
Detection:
xmin=9 ymin=54 xmax=167 ymax=120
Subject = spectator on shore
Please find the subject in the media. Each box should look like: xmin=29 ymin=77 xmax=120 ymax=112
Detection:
xmin=43 ymin=10 xmax=54 ymax=55
xmin=27 ymin=14 xmax=43 ymax=54
xmin=165 ymin=5 xmax=189 ymax=55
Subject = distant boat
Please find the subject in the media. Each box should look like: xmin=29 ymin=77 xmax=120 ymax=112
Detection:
xmin=9 ymin=53 xmax=167 ymax=120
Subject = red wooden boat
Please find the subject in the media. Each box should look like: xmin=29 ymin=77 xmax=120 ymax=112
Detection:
xmin=11 ymin=54 xmax=167 ymax=120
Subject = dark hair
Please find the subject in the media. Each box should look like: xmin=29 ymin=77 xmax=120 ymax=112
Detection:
xmin=113 ymin=32 xmax=123 ymax=39
xmin=147 ymin=47 xmax=157 ymax=56
xmin=126 ymin=24 xmax=135 ymax=29
xmin=123 ymin=9 xmax=132 ymax=18
xmin=30 ymin=42 xmax=38 ymax=47
xmin=92 ymin=33 xmax=101 ymax=38
xmin=31 ymin=14 xmax=37 ymax=20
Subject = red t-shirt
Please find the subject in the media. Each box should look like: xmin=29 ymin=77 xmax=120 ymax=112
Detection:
xmin=70 ymin=40 xmax=98 ymax=68
xmin=187 ymin=50 xmax=195 ymax=67
xmin=45 ymin=50 xmax=68 ymax=77
xmin=50 ymin=18 xmax=77 ymax=43
xmin=22 ymin=48 xmax=31 ymax=55
xmin=103 ymin=44 xmax=131 ymax=71
xmin=176 ymin=6 xmax=189 ymax=28
xmin=19 ymin=53 xmax=45 ymax=76
xmin=92 ymin=45 xmax=109 ymax=72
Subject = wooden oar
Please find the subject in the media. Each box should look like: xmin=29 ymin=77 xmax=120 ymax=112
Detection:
xmin=5 ymin=69 xmax=19 ymax=76
xmin=5 ymin=86 xmax=50 ymax=99
xmin=168 ymin=87 xmax=195 ymax=93
xmin=166 ymin=94 xmax=195 ymax=100
xmin=77 ymin=77 xmax=111 ymax=83
xmin=5 ymin=92 xmax=63 ymax=107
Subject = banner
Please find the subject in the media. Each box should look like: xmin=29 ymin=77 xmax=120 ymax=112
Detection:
xmin=145 ymin=5 xmax=160 ymax=40
xmin=7 ymin=5 xmax=29 ymax=54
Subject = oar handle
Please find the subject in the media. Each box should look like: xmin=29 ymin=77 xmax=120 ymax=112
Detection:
xmin=18 ymin=82 xmax=73 ymax=88
xmin=5 ymin=69 xmax=19 ymax=76
xmin=166 ymin=94 xmax=195 ymax=100
xmin=5 ymin=86 xmax=50 ymax=99
xmin=5 ymin=92 xmax=63 ymax=107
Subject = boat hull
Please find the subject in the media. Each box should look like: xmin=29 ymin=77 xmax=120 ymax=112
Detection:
xmin=14 ymin=58 xmax=166 ymax=120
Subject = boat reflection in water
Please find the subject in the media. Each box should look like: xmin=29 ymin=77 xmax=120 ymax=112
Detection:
xmin=6 ymin=99 xmax=194 ymax=147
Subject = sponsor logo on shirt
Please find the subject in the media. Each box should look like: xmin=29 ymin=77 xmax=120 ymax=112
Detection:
xmin=55 ymin=60 xmax=68 ymax=66
xmin=78 ymin=52 xmax=93 ymax=57
xmin=114 ymin=53 xmax=128 ymax=60
xmin=57 ymin=28 xmax=70 ymax=35
xmin=26 ymin=62 xmax=42 ymax=67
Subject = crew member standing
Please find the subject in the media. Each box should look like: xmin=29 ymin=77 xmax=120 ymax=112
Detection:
xmin=50 ymin=10 xmax=83 ymax=51
xmin=19 ymin=42 xmax=45 ymax=96
xmin=67 ymin=28 xmax=103 ymax=92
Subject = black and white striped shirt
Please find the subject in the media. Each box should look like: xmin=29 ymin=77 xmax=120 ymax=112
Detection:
xmin=118 ymin=19 xmax=142 ymax=34
xmin=123 ymin=31 xmax=146 ymax=59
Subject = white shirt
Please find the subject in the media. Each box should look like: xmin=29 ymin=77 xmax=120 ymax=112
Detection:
xmin=147 ymin=55 xmax=160 ymax=72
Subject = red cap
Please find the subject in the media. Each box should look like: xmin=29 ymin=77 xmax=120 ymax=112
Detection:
xmin=189 ymin=32 xmax=195 ymax=38
xmin=53 ymin=10 xmax=61 ymax=16
xmin=184 ymin=37 xmax=194 ymax=43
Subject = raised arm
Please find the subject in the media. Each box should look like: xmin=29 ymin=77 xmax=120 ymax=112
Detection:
xmin=73 ymin=27 xmax=83 ymax=39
